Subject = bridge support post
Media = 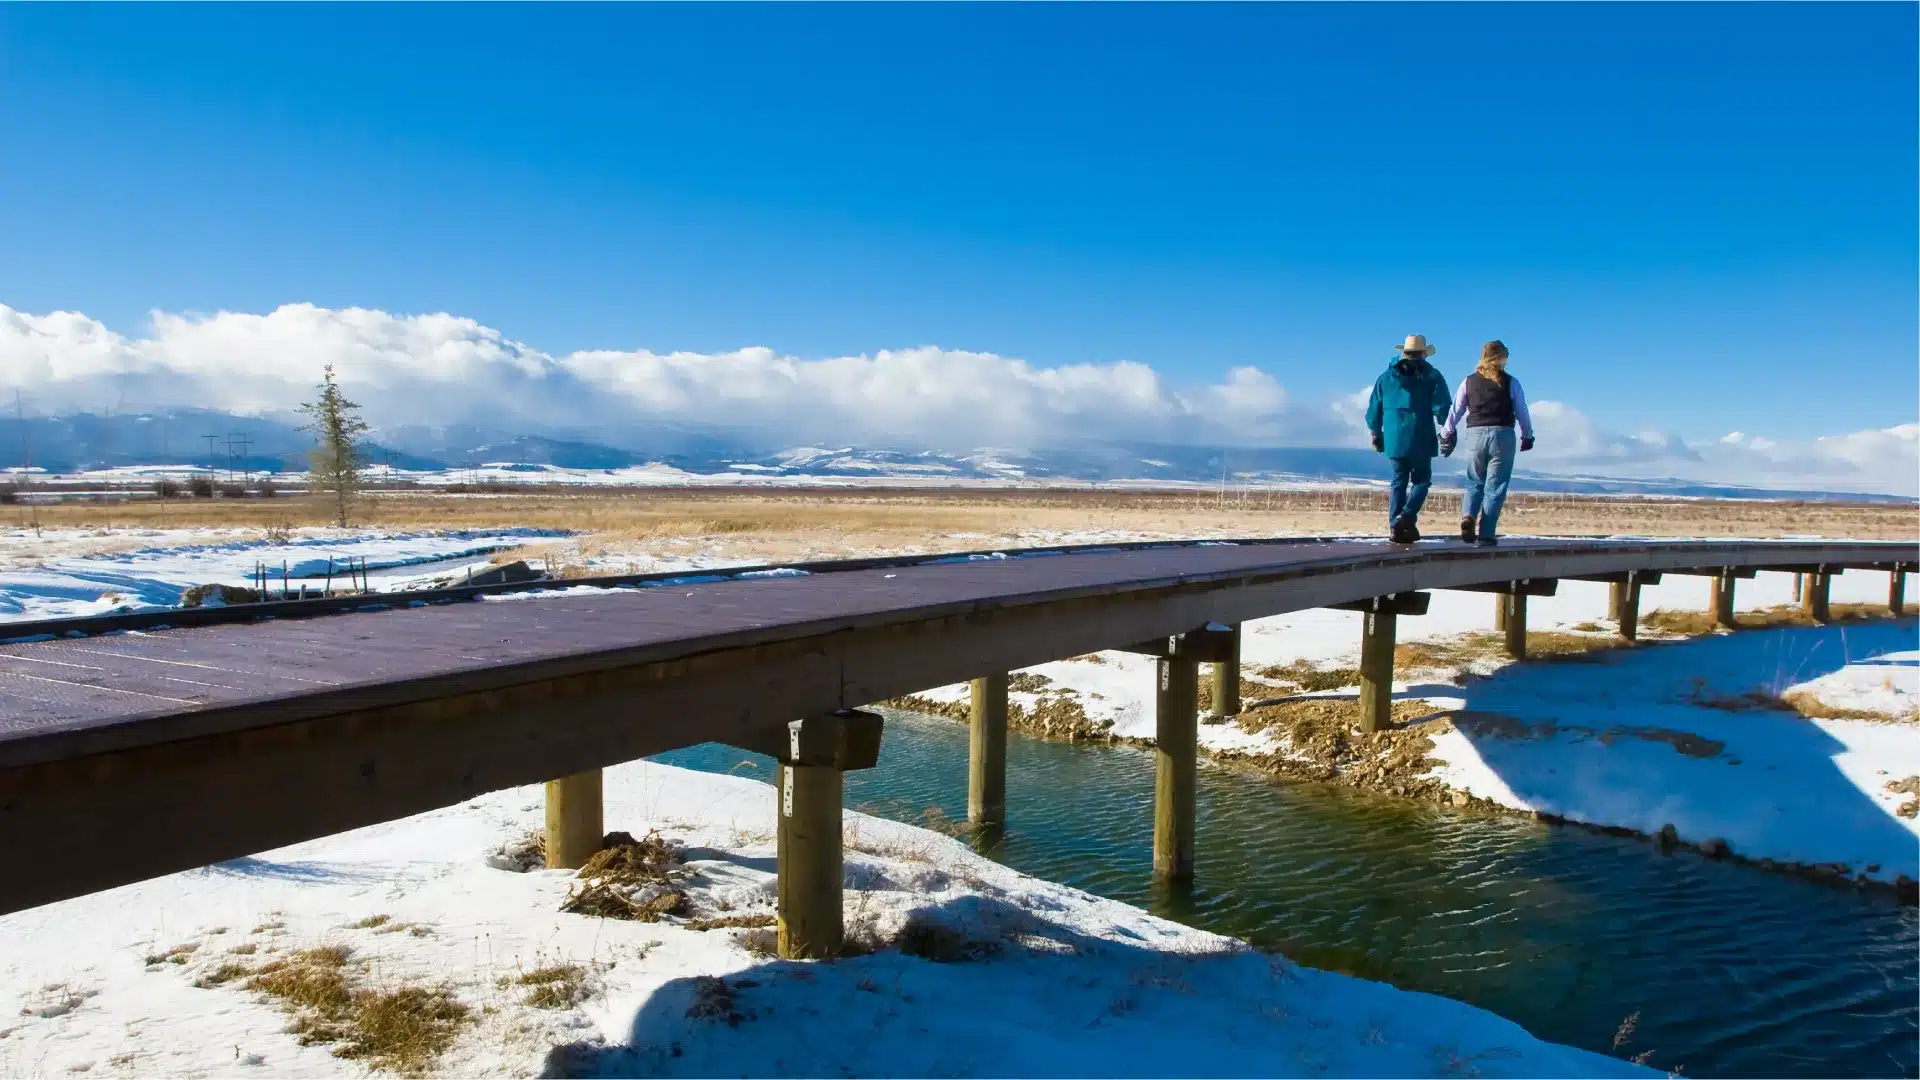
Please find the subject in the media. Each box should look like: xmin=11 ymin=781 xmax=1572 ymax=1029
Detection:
xmin=968 ymin=674 xmax=1008 ymax=828
xmin=774 ymin=710 xmax=884 ymax=960
xmin=1503 ymin=593 xmax=1528 ymax=659
xmin=1609 ymin=579 xmax=1641 ymax=641
xmin=1153 ymin=654 xmax=1199 ymax=882
xmin=1492 ymin=595 xmax=1507 ymax=632
xmin=1207 ymin=623 xmax=1242 ymax=719
xmin=1803 ymin=569 xmax=1833 ymax=624
xmin=1358 ymin=609 xmax=1397 ymax=734
xmin=1892 ymin=569 xmax=1907 ymax=617
xmin=544 ymin=769 xmax=604 ymax=871
xmin=1711 ymin=571 xmax=1738 ymax=629
xmin=1792 ymin=573 xmax=1805 ymax=604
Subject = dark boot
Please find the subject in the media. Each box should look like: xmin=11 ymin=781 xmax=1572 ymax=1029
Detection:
xmin=1460 ymin=517 xmax=1477 ymax=544
xmin=1389 ymin=521 xmax=1414 ymax=544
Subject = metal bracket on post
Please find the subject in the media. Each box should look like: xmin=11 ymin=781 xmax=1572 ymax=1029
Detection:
xmin=1329 ymin=592 xmax=1431 ymax=616
xmin=724 ymin=709 xmax=885 ymax=771
xmin=1438 ymin=579 xmax=1559 ymax=597
xmin=766 ymin=709 xmax=885 ymax=962
xmin=1117 ymin=624 xmax=1241 ymax=663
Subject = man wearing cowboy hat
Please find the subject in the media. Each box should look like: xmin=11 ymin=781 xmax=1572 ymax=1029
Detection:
xmin=1364 ymin=334 xmax=1452 ymax=544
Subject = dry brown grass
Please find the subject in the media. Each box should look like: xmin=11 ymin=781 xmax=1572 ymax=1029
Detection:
xmin=683 ymin=913 xmax=777 ymax=933
xmin=1690 ymin=683 xmax=1919 ymax=724
xmin=1393 ymin=630 xmax=1625 ymax=678
xmin=513 ymin=964 xmax=589 ymax=1010
xmin=1640 ymin=602 xmax=1894 ymax=637
xmin=144 ymin=943 xmax=199 ymax=967
xmin=11 ymin=487 xmax=1911 ymax=568
xmin=1254 ymin=661 xmax=1364 ymax=693
xmin=203 ymin=944 xmax=472 ymax=1075
xmin=560 ymin=830 xmax=689 ymax=921
xmin=879 ymin=688 xmax=1108 ymax=741
xmin=1229 ymin=697 xmax=1454 ymax=799
xmin=1887 ymin=776 xmax=1920 ymax=819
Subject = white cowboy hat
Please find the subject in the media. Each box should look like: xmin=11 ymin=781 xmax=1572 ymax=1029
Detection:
xmin=1396 ymin=334 xmax=1436 ymax=356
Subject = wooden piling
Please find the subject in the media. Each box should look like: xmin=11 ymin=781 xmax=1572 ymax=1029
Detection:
xmin=1492 ymin=594 xmax=1507 ymax=632
xmin=1609 ymin=578 xmax=1641 ymax=641
xmin=543 ymin=769 xmax=604 ymax=871
xmin=1503 ymin=593 xmax=1528 ymax=659
xmin=1207 ymin=623 xmax=1242 ymax=719
xmin=1803 ymin=569 xmax=1832 ymax=624
xmin=776 ymin=763 xmax=843 ymax=959
xmin=1153 ymin=655 xmax=1199 ymax=882
xmin=968 ymin=674 xmax=1008 ymax=828
xmin=1711 ymin=571 xmax=1737 ymax=629
xmin=1357 ymin=609 xmax=1397 ymax=734
xmin=1792 ymin=573 xmax=1804 ymax=604
xmin=1893 ymin=569 xmax=1907 ymax=617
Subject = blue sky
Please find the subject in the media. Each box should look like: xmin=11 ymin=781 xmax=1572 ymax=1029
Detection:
xmin=0 ymin=2 xmax=1914 ymax=447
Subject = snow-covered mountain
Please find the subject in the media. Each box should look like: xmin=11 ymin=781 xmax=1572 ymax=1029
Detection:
xmin=2 ymin=410 xmax=1909 ymax=502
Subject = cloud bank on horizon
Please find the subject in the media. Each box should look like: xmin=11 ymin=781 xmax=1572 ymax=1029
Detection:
xmin=2 ymin=302 xmax=1913 ymax=495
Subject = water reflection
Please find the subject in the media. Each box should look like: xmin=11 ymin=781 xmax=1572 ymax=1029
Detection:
xmin=655 ymin=712 xmax=1918 ymax=1078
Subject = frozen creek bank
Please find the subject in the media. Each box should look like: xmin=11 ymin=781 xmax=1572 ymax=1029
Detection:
xmin=894 ymin=568 xmax=1920 ymax=890
xmin=0 ymin=761 xmax=1647 ymax=1078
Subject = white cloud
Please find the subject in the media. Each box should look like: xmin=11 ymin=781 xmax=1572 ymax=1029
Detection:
xmin=0 ymin=304 xmax=1356 ymax=449
xmin=0 ymin=303 xmax=1912 ymax=495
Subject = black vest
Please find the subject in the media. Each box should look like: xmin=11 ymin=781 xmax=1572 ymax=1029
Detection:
xmin=1463 ymin=372 xmax=1514 ymax=428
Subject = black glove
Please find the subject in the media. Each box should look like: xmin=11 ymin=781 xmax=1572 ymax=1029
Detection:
xmin=1520 ymin=435 xmax=1535 ymax=452
xmin=1370 ymin=432 xmax=1384 ymax=453
xmin=1438 ymin=435 xmax=1456 ymax=458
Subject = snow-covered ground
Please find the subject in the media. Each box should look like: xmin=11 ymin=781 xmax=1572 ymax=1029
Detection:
xmin=0 ymin=527 xmax=570 ymax=622
xmin=0 ymin=762 xmax=1646 ymax=1079
xmin=904 ymin=567 xmax=1920 ymax=883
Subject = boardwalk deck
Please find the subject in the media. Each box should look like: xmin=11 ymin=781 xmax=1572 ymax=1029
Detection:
xmin=0 ymin=536 xmax=1912 ymax=914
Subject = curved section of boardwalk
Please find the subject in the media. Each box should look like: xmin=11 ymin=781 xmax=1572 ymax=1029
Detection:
xmin=0 ymin=536 xmax=1911 ymax=913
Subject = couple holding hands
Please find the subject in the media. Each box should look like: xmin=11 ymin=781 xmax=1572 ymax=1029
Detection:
xmin=1364 ymin=335 xmax=1536 ymax=546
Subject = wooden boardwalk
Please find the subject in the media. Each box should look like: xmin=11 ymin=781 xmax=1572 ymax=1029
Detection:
xmin=0 ymin=535 xmax=1911 ymax=917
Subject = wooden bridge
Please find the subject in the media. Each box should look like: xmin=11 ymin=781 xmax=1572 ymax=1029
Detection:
xmin=0 ymin=536 xmax=1912 ymax=957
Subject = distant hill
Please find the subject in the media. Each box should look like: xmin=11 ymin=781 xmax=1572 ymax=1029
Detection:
xmin=3 ymin=410 xmax=1909 ymax=503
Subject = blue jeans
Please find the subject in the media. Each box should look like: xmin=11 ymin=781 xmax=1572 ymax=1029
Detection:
xmin=1462 ymin=426 xmax=1517 ymax=540
xmin=1387 ymin=456 xmax=1433 ymax=528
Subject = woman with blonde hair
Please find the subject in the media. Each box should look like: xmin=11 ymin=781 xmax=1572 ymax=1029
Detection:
xmin=1438 ymin=340 xmax=1534 ymax=546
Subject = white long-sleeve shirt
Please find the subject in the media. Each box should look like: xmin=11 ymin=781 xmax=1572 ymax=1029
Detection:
xmin=1441 ymin=374 xmax=1533 ymax=441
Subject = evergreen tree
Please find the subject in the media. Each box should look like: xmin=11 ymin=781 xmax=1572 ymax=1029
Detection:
xmin=298 ymin=365 xmax=369 ymax=527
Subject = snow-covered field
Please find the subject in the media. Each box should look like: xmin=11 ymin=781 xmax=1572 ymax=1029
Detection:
xmin=906 ymin=567 xmax=1920 ymax=883
xmin=0 ymin=762 xmax=1646 ymax=1079
xmin=0 ymin=527 xmax=570 ymax=622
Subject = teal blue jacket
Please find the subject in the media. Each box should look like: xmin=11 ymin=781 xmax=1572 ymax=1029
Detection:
xmin=1365 ymin=356 xmax=1451 ymax=460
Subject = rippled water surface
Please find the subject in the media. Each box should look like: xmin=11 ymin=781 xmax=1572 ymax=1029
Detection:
xmin=655 ymin=714 xmax=1918 ymax=1078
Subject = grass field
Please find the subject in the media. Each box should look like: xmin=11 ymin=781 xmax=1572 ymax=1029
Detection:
xmin=4 ymin=485 xmax=1913 ymax=570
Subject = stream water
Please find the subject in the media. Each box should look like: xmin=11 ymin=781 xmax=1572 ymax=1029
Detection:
xmin=654 ymin=713 xmax=1918 ymax=1078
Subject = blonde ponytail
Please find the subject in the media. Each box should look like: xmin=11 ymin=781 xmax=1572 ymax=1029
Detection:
xmin=1476 ymin=340 xmax=1510 ymax=382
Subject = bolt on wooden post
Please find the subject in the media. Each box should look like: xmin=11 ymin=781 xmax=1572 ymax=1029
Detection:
xmin=968 ymin=674 xmax=1008 ymax=828
xmin=544 ymin=769 xmax=604 ymax=871
xmin=1153 ymin=653 xmax=1199 ymax=882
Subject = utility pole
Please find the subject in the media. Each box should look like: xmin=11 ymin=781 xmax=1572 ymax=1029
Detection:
xmin=13 ymin=390 xmax=27 ymax=479
xmin=203 ymin=434 xmax=221 ymax=486
xmin=227 ymin=432 xmax=252 ymax=483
